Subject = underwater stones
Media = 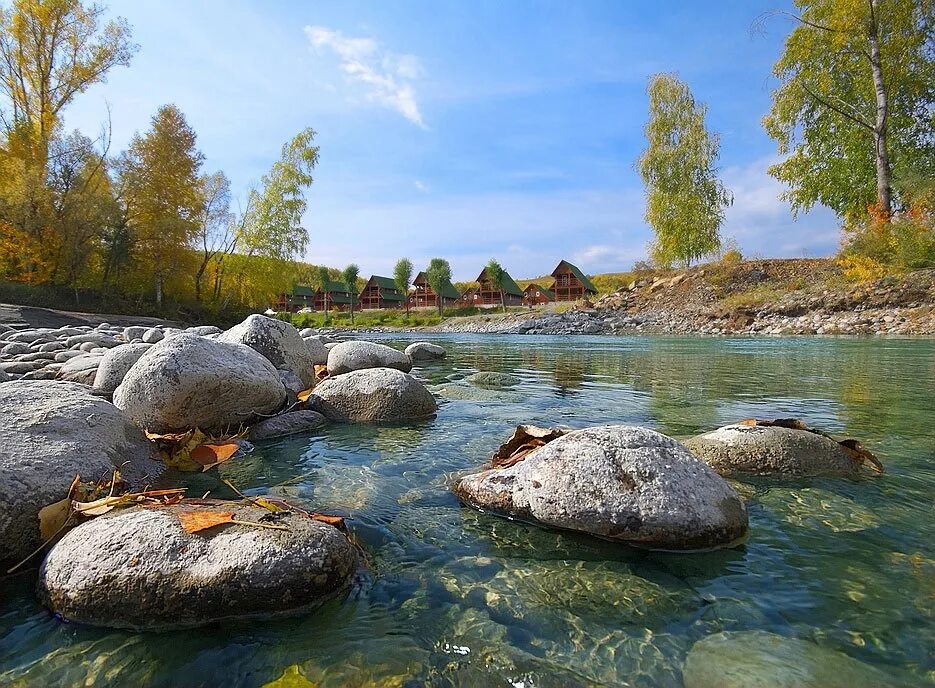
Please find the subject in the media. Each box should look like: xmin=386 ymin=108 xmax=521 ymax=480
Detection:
xmin=453 ymin=425 xmax=748 ymax=550
xmin=37 ymin=502 xmax=357 ymax=630
xmin=405 ymin=341 xmax=446 ymax=360
xmin=327 ymin=340 xmax=412 ymax=376
xmin=219 ymin=314 xmax=325 ymax=387
xmin=760 ymin=487 xmax=880 ymax=533
xmin=113 ymin=334 xmax=286 ymax=433
xmin=682 ymin=631 xmax=910 ymax=688
xmin=0 ymin=380 xmax=161 ymax=562
xmin=312 ymin=367 xmax=437 ymax=422
xmin=466 ymin=371 xmax=520 ymax=388
xmin=92 ymin=342 xmax=152 ymax=395
xmin=248 ymin=410 xmax=327 ymax=441
xmin=684 ymin=424 xmax=873 ymax=478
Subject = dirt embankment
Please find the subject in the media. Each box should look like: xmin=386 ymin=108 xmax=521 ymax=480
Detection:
xmin=0 ymin=303 xmax=187 ymax=330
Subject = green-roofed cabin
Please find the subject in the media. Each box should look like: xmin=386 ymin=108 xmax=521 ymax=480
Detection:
xmin=522 ymin=282 xmax=554 ymax=306
xmin=550 ymin=260 xmax=598 ymax=302
xmin=314 ymin=281 xmax=354 ymax=312
xmin=476 ymin=266 xmax=523 ymax=307
xmin=277 ymin=283 xmax=316 ymax=312
xmin=410 ymin=271 xmax=460 ymax=309
xmin=359 ymin=275 xmax=405 ymax=310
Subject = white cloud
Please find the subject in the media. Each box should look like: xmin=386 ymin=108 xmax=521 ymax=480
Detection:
xmin=414 ymin=180 xmax=429 ymax=192
xmin=305 ymin=25 xmax=426 ymax=128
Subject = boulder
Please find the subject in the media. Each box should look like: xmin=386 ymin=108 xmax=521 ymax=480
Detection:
xmin=684 ymin=424 xmax=870 ymax=477
xmin=57 ymin=354 xmax=103 ymax=385
xmin=123 ymin=326 xmax=148 ymax=341
xmin=218 ymin=314 xmax=325 ymax=387
xmin=0 ymin=381 xmax=161 ymax=563
xmin=141 ymin=328 xmax=164 ymax=344
xmin=0 ymin=368 xmax=11 ymax=383
xmin=467 ymin=371 xmax=520 ymax=388
xmin=113 ymin=334 xmax=286 ymax=433
xmin=327 ymin=341 xmax=412 ymax=376
xmin=186 ymin=325 xmax=222 ymax=336
xmin=682 ymin=631 xmax=910 ymax=688
xmin=1 ymin=361 xmax=42 ymax=374
xmin=453 ymin=425 xmax=748 ymax=550
xmin=312 ymin=367 xmax=437 ymax=422
xmin=405 ymin=341 xmax=447 ymax=360
xmin=1 ymin=342 xmax=30 ymax=355
xmin=92 ymin=343 xmax=152 ymax=395
xmin=249 ymin=410 xmax=327 ymax=441
xmin=37 ymin=502 xmax=357 ymax=630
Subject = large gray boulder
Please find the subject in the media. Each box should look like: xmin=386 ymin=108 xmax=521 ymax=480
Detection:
xmin=37 ymin=502 xmax=357 ymax=630
xmin=0 ymin=368 xmax=10 ymax=383
xmin=249 ymin=410 xmax=327 ymax=441
xmin=312 ymin=367 xmax=437 ymax=422
xmin=0 ymin=381 xmax=161 ymax=563
xmin=92 ymin=343 xmax=152 ymax=395
xmin=405 ymin=341 xmax=446 ymax=361
xmin=113 ymin=334 xmax=286 ymax=433
xmin=327 ymin=340 xmax=412 ymax=376
xmin=219 ymin=315 xmax=324 ymax=388
xmin=56 ymin=354 xmax=103 ymax=384
xmin=454 ymin=425 xmax=748 ymax=550
xmin=684 ymin=424 xmax=870 ymax=478
xmin=141 ymin=328 xmax=164 ymax=344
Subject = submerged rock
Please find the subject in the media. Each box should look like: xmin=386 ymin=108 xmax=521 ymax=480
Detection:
xmin=312 ymin=367 xmax=437 ymax=422
xmin=0 ymin=381 xmax=161 ymax=563
xmin=453 ymin=425 xmax=747 ymax=550
xmin=113 ymin=334 xmax=286 ymax=433
xmin=684 ymin=424 xmax=875 ymax=477
xmin=682 ymin=631 xmax=911 ymax=688
xmin=38 ymin=502 xmax=357 ymax=630
xmin=249 ymin=410 xmax=327 ymax=441
xmin=219 ymin=314 xmax=325 ymax=387
xmin=92 ymin=342 xmax=152 ymax=395
xmin=466 ymin=371 xmax=520 ymax=388
xmin=327 ymin=341 xmax=412 ymax=376
xmin=405 ymin=341 xmax=446 ymax=360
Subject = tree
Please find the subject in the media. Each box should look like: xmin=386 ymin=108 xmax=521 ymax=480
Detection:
xmin=394 ymin=257 xmax=413 ymax=315
xmin=761 ymin=0 xmax=934 ymax=219
xmin=192 ymin=171 xmax=232 ymax=302
xmin=119 ymin=104 xmax=204 ymax=308
xmin=341 ymin=263 xmax=359 ymax=324
xmin=315 ymin=265 xmax=330 ymax=322
xmin=484 ymin=258 xmax=507 ymax=313
xmin=638 ymin=73 xmax=731 ymax=267
xmin=425 ymin=257 xmax=451 ymax=317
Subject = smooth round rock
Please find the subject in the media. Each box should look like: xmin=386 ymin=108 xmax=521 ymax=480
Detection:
xmin=249 ymin=410 xmax=327 ymax=440
xmin=405 ymin=341 xmax=446 ymax=360
xmin=0 ymin=381 xmax=161 ymax=562
xmin=141 ymin=328 xmax=164 ymax=344
xmin=219 ymin=314 xmax=325 ymax=387
xmin=113 ymin=334 xmax=286 ymax=433
xmin=684 ymin=424 xmax=866 ymax=477
xmin=312 ymin=367 xmax=437 ymax=422
xmin=467 ymin=371 xmax=520 ymax=388
xmin=454 ymin=425 xmax=748 ymax=550
xmin=92 ymin=343 xmax=152 ymax=395
xmin=327 ymin=341 xmax=412 ymax=376
xmin=37 ymin=503 xmax=357 ymax=630
xmin=56 ymin=354 xmax=103 ymax=384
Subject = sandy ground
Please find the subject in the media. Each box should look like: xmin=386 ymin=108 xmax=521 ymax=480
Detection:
xmin=0 ymin=303 xmax=186 ymax=330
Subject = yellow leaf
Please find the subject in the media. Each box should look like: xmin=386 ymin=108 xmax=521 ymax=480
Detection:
xmin=262 ymin=665 xmax=318 ymax=688
xmin=254 ymin=497 xmax=288 ymax=513
xmin=177 ymin=510 xmax=234 ymax=534
xmin=297 ymin=388 xmax=314 ymax=402
xmin=38 ymin=498 xmax=71 ymax=540
xmin=73 ymin=494 xmax=130 ymax=516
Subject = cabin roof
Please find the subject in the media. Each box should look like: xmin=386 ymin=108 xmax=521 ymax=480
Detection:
xmin=291 ymin=283 xmax=316 ymax=297
xmin=414 ymin=271 xmax=460 ymax=299
xmin=379 ymin=289 xmax=406 ymax=301
xmin=368 ymin=275 xmax=399 ymax=290
xmin=476 ymin=267 xmax=523 ymax=297
xmin=317 ymin=281 xmax=352 ymax=295
xmin=524 ymin=283 xmax=554 ymax=299
xmin=551 ymin=260 xmax=597 ymax=293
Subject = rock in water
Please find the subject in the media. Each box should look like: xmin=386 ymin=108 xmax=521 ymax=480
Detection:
xmin=684 ymin=424 xmax=870 ymax=477
xmin=218 ymin=314 xmax=325 ymax=387
xmin=92 ymin=343 xmax=152 ymax=395
xmin=327 ymin=341 xmax=412 ymax=376
xmin=312 ymin=367 xmax=437 ymax=422
xmin=466 ymin=371 xmax=520 ymax=388
xmin=249 ymin=410 xmax=327 ymax=441
xmin=0 ymin=381 xmax=161 ymax=563
xmin=453 ymin=425 xmax=747 ymax=550
xmin=405 ymin=341 xmax=446 ymax=360
xmin=37 ymin=503 xmax=357 ymax=630
xmin=113 ymin=334 xmax=286 ymax=433
xmin=682 ymin=631 xmax=911 ymax=688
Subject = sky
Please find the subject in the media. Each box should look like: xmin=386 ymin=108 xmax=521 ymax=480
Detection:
xmin=64 ymin=0 xmax=840 ymax=281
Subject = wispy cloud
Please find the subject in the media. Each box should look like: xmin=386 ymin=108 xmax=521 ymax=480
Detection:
xmin=413 ymin=180 xmax=429 ymax=192
xmin=304 ymin=25 xmax=426 ymax=128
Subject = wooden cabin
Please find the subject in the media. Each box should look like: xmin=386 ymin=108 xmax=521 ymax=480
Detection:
xmin=313 ymin=281 xmax=353 ymax=312
xmin=475 ymin=267 xmax=523 ymax=307
xmin=550 ymin=260 xmax=598 ymax=302
xmin=359 ymin=275 xmax=405 ymax=310
xmin=457 ymin=286 xmax=480 ymax=307
xmin=276 ymin=284 xmax=316 ymax=313
xmin=410 ymin=271 xmax=460 ymax=309
xmin=522 ymin=283 xmax=554 ymax=306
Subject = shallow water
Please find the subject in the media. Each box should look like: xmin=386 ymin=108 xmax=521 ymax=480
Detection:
xmin=2 ymin=334 xmax=934 ymax=687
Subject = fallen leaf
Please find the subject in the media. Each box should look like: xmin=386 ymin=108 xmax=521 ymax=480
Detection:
xmin=261 ymin=664 xmax=317 ymax=688
xmin=311 ymin=513 xmax=345 ymax=530
xmin=191 ymin=442 xmax=240 ymax=471
xmin=297 ymin=388 xmax=315 ymax=402
xmin=314 ymin=364 xmax=329 ymax=381
xmin=38 ymin=498 xmax=71 ymax=540
xmin=490 ymin=425 xmax=569 ymax=468
xmin=73 ymin=494 xmax=130 ymax=516
xmin=738 ymin=418 xmax=883 ymax=473
xmin=254 ymin=497 xmax=289 ymax=513
xmin=178 ymin=510 xmax=234 ymax=534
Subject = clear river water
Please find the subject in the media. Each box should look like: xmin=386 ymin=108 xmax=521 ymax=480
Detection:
xmin=1 ymin=334 xmax=934 ymax=687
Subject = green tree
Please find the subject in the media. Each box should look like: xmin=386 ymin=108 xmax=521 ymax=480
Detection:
xmin=762 ymin=0 xmax=935 ymax=219
xmin=119 ymin=104 xmax=204 ymax=308
xmin=315 ymin=264 xmax=330 ymax=323
xmin=484 ymin=258 xmax=507 ymax=312
xmin=341 ymin=263 xmax=359 ymax=324
xmin=425 ymin=257 xmax=452 ymax=317
xmin=638 ymin=73 xmax=731 ymax=267
xmin=394 ymin=257 xmax=413 ymax=315
xmin=193 ymin=171 xmax=232 ymax=302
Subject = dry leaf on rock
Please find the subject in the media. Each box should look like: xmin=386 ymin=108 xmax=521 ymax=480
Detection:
xmin=490 ymin=424 xmax=570 ymax=468
xmin=38 ymin=498 xmax=71 ymax=541
xmin=178 ymin=510 xmax=234 ymax=534
xmin=191 ymin=442 xmax=241 ymax=471
xmin=297 ymin=388 xmax=314 ymax=402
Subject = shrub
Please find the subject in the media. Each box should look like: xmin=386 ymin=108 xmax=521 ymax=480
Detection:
xmin=836 ymin=255 xmax=888 ymax=283
xmin=840 ymin=203 xmax=935 ymax=273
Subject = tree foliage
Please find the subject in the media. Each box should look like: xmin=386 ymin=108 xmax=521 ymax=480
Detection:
xmin=425 ymin=257 xmax=451 ymax=316
xmin=638 ymin=73 xmax=731 ymax=267
xmin=341 ymin=263 xmax=359 ymax=323
xmin=484 ymin=257 xmax=507 ymax=312
xmin=394 ymin=257 xmax=412 ymax=314
xmin=762 ymin=0 xmax=935 ymax=219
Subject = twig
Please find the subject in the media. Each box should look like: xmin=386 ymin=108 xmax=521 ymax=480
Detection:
xmin=230 ymin=519 xmax=289 ymax=531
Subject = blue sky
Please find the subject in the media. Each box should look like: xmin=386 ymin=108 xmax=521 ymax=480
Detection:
xmin=65 ymin=0 xmax=839 ymax=281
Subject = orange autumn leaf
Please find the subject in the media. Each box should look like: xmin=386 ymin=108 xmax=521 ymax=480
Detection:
xmin=177 ymin=510 xmax=234 ymax=534
xmin=297 ymin=388 xmax=315 ymax=402
xmin=311 ymin=513 xmax=345 ymax=529
xmin=190 ymin=443 xmax=240 ymax=471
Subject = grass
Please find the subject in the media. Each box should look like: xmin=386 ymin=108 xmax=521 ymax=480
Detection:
xmin=285 ymin=304 xmax=539 ymax=329
xmin=717 ymin=284 xmax=787 ymax=310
